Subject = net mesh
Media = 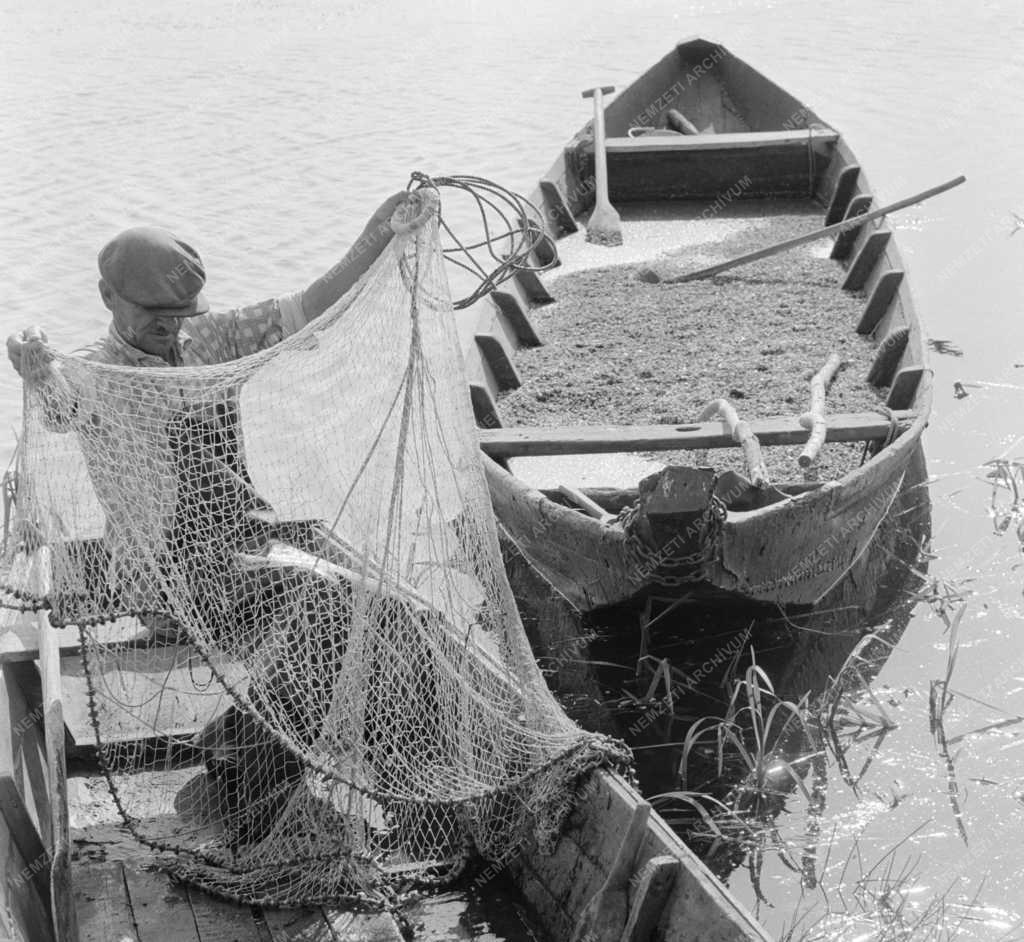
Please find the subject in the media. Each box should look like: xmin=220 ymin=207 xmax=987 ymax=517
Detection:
xmin=1 ymin=190 xmax=627 ymax=907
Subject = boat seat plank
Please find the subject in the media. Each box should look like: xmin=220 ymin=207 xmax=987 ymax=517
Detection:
xmin=1 ymin=616 xmax=147 ymax=665
xmin=74 ymin=860 xmax=138 ymax=942
xmin=604 ymin=127 xmax=838 ymax=153
xmin=60 ymin=645 xmax=242 ymax=748
xmin=122 ymin=864 xmax=202 ymax=942
xmin=477 ymin=410 xmax=916 ymax=458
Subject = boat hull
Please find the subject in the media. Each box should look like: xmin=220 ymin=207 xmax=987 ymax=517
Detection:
xmin=466 ymin=36 xmax=933 ymax=615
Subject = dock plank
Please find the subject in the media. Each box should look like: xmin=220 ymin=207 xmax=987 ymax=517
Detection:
xmin=322 ymin=908 xmax=405 ymax=942
xmin=260 ymin=907 xmax=334 ymax=941
xmin=74 ymin=860 xmax=138 ymax=942
xmin=122 ymin=864 xmax=201 ymax=942
xmin=187 ymin=886 xmax=266 ymax=942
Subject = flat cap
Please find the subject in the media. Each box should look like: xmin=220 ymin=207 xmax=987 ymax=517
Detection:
xmin=98 ymin=227 xmax=209 ymax=317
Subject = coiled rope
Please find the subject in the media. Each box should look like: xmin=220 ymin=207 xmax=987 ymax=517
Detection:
xmin=407 ymin=172 xmax=558 ymax=309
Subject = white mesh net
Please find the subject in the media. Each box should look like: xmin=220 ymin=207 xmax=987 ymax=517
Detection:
xmin=1 ymin=190 xmax=626 ymax=907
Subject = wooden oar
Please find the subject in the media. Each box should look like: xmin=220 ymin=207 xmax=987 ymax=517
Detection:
xmin=31 ymin=546 xmax=78 ymax=942
xmin=638 ymin=174 xmax=966 ymax=283
xmin=582 ymin=85 xmax=622 ymax=246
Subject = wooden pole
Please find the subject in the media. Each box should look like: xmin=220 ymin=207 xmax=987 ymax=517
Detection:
xmin=699 ymin=399 xmax=770 ymax=488
xmin=799 ymin=353 xmax=843 ymax=469
xmin=641 ymin=175 xmax=966 ymax=284
xmin=582 ymin=85 xmax=623 ymax=247
xmin=31 ymin=547 xmax=77 ymax=942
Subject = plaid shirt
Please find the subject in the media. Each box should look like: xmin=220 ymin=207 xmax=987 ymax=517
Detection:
xmin=74 ymin=291 xmax=308 ymax=366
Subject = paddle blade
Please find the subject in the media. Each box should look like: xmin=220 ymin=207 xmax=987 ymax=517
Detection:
xmin=585 ymin=201 xmax=623 ymax=247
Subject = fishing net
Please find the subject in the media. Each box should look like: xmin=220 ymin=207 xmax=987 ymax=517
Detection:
xmin=0 ymin=187 xmax=626 ymax=907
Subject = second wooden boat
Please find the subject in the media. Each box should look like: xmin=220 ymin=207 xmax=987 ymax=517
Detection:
xmin=463 ymin=37 xmax=933 ymax=614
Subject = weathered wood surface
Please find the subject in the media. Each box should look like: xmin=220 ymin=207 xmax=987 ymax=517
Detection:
xmin=478 ymin=410 xmax=916 ymax=458
xmin=605 ymin=127 xmax=838 ymax=152
xmin=1 ymin=661 xmax=56 ymax=942
xmin=32 ymin=550 xmax=78 ymax=942
xmin=515 ymin=770 xmax=771 ymax=942
xmin=482 ymin=454 xmax=641 ymax=612
xmin=709 ymin=375 xmax=931 ymax=606
xmin=74 ymin=860 xmax=138 ymax=942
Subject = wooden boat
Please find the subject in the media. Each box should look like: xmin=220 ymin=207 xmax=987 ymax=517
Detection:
xmin=462 ymin=37 xmax=933 ymax=613
xmin=0 ymin=563 xmax=772 ymax=941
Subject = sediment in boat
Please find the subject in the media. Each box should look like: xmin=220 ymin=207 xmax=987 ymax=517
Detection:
xmin=499 ymin=206 xmax=882 ymax=483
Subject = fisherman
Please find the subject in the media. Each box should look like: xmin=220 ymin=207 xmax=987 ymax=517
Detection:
xmin=6 ymin=190 xmax=410 ymax=374
xmin=5 ymin=190 xmax=412 ymax=637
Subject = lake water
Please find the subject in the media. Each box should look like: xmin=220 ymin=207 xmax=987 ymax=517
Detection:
xmin=2 ymin=0 xmax=1023 ymax=938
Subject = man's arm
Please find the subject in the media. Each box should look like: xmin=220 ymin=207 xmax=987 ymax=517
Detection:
xmin=300 ymin=191 xmax=411 ymax=321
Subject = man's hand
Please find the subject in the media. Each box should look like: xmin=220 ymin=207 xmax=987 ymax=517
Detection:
xmin=6 ymin=327 xmax=56 ymax=384
xmin=370 ymin=190 xmax=414 ymax=230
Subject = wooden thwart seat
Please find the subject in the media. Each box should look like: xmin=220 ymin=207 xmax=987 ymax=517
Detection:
xmin=478 ymin=409 xmax=915 ymax=458
xmin=604 ymin=127 xmax=839 ymax=154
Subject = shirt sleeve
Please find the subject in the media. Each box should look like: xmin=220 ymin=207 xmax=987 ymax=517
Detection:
xmin=186 ymin=290 xmax=311 ymax=362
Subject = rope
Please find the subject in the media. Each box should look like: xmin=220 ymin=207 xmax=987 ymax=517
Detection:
xmin=407 ymin=172 xmax=557 ymax=309
xmin=860 ymin=405 xmax=900 ymax=465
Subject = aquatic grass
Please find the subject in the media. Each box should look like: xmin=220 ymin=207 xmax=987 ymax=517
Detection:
xmin=775 ymin=824 xmax=1006 ymax=942
xmin=928 ymin=601 xmax=969 ymax=844
xmin=984 ymin=457 xmax=1024 ymax=540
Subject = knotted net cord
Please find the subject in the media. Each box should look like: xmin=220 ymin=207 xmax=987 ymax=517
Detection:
xmin=0 ymin=190 xmax=627 ymax=907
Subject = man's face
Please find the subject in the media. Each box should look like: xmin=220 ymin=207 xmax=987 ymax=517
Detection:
xmin=100 ymin=280 xmax=188 ymax=358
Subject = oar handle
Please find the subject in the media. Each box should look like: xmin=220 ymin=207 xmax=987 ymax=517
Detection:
xmin=582 ymin=85 xmax=615 ymax=99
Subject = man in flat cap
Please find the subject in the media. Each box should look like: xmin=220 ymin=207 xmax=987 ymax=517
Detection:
xmin=4 ymin=191 xmax=411 ymax=641
xmin=7 ymin=191 xmax=408 ymax=374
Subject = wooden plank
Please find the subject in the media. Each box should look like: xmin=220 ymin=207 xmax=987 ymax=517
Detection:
xmin=538 ymin=180 xmax=578 ymax=237
xmin=0 ymin=777 xmax=49 ymax=896
xmin=1 ymin=813 xmax=55 ymax=942
xmin=322 ymin=907 xmax=405 ymax=942
xmin=604 ymin=127 xmax=838 ymax=152
xmin=824 ymin=163 xmax=861 ymax=225
xmin=74 ymin=860 xmax=138 ymax=942
xmin=829 ymin=194 xmax=872 ymax=261
xmin=621 ymin=855 xmax=680 ymax=942
xmin=489 ymin=289 xmax=541 ymax=347
xmin=513 ymin=268 xmax=554 ymax=305
xmin=887 ymin=367 xmax=926 ymax=410
xmin=868 ymin=326 xmax=911 ymax=387
xmin=122 ymin=864 xmax=201 ymax=942
xmin=857 ymin=269 xmax=904 ymax=335
xmin=520 ymin=770 xmax=771 ymax=942
xmin=608 ymin=147 xmax=815 ymax=201
xmin=1 ymin=616 xmax=147 ymax=665
xmin=60 ymin=645 xmax=242 ymax=748
xmin=842 ymin=230 xmax=891 ymax=291
xmin=186 ymin=886 xmax=264 ymax=942
xmin=477 ymin=410 xmax=916 ymax=458
xmin=260 ymin=907 xmax=333 ymax=941
xmin=474 ymin=334 xmax=521 ymax=391
xmin=469 ymin=383 xmax=502 ymax=430
xmin=33 ymin=551 xmax=77 ymax=942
